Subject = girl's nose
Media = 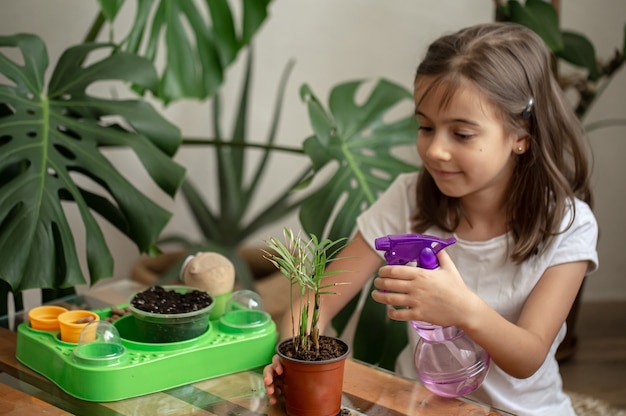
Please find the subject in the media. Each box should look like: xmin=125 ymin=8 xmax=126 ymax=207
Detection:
xmin=423 ymin=134 xmax=452 ymax=161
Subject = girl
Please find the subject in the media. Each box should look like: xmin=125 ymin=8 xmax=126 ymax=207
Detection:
xmin=264 ymin=22 xmax=598 ymax=416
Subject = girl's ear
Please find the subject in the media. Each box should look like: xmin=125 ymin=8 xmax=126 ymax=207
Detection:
xmin=513 ymin=135 xmax=529 ymax=155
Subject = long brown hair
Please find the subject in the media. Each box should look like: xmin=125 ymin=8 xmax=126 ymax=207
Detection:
xmin=412 ymin=22 xmax=593 ymax=262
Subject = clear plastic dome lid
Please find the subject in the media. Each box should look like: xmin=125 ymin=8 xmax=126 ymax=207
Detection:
xmin=73 ymin=321 xmax=126 ymax=366
xmin=225 ymin=289 xmax=265 ymax=313
xmin=220 ymin=290 xmax=271 ymax=333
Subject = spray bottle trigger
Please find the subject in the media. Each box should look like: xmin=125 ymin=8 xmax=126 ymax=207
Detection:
xmin=418 ymin=247 xmax=439 ymax=270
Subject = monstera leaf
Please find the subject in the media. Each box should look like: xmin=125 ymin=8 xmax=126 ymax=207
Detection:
xmin=0 ymin=34 xmax=185 ymax=292
xmin=100 ymin=0 xmax=273 ymax=103
xmin=297 ymin=79 xmax=418 ymax=369
xmin=298 ymin=79 xmax=418 ymax=242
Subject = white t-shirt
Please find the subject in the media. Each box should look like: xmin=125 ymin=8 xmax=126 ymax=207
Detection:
xmin=356 ymin=172 xmax=599 ymax=416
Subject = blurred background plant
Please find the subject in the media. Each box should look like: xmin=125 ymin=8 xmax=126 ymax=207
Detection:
xmin=0 ymin=0 xmax=275 ymax=311
xmin=0 ymin=0 xmax=418 ymax=317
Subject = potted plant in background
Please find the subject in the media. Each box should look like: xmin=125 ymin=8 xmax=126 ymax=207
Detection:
xmin=134 ymin=55 xmax=420 ymax=291
xmin=263 ymin=228 xmax=350 ymax=416
xmin=0 ymin=0 xmax=274 ymax=314
xmin=0 ymin=32 xmax=186 ymax=310
xmin=86 ymin=0 xmax=419 ymax=291
xmin=0 ymin=0 xmax=419 ymax=348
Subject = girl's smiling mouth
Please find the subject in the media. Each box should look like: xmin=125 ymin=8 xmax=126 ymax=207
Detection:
xmin=428 ymin=167 xmax=461 ymax=179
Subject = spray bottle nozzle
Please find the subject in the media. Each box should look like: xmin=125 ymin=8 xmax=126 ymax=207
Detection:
xmin=374 ymin=234 xmax=456 ymax=269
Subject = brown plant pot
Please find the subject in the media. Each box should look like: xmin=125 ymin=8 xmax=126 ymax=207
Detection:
xmin=277 ymin=337 xmax=350 ymax=416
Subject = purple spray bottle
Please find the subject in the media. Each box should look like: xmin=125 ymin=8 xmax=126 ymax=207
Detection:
xmin=375 ymin=233 xmax=490 ymax=398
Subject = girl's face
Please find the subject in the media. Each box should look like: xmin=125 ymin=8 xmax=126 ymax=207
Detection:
xmin=415 ymin=78 xmax=523 ymax=203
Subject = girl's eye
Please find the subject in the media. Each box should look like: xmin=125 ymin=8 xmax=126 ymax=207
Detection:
xmin=455 ymin=132 xmax=474 ymax=140
xmin=418 ymin=126 xmax=433 ymax=133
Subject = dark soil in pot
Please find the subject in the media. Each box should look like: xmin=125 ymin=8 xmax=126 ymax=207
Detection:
xmin=130 ymin=285 xmax=212 ymax=313
xmin=278 ymin=335 xmax=348 ymax=361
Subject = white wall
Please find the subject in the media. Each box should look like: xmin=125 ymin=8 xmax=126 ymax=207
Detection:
xmin=1 ymin=0 xmax=624 ymax=301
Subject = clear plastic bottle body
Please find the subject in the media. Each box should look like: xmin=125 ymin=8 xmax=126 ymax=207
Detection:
xmin=412 ymin=321 xmax=490 ymax=398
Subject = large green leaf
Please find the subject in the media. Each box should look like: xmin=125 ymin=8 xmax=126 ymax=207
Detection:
xmin=118 ymin=0 xmax=273 ymax=103
xmin=0 ymin=34 xmax=185 ymax=292
xmin=507 ymin=0 xmax=563 ymax=53
xmin=298 ymin=79 xmax=418 ymax=242
xmin=559 ymin=31 xmax=599 ymax=81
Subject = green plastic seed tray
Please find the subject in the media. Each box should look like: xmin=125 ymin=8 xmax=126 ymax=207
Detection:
xmin=15 ymin=306 xmax=276 ymax=402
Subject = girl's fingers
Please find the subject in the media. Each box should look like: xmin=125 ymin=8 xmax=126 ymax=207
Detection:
xmin=436 ymin=250 xmax=453 ymax=269
xmin=272 ymin=354 xmax=283 ymax=374
xmin=372 ymin=289 xmax=405 ymax=306
xmin=387 ymin=307 xmax=415 ymax=321
xmin=378 ymin=265 xmax=416 ymax=280
xmin=262 ymin=357 xmax=281 ymax=383
xmin=264 ymin=354 xmax=284 ymax=405
xmin=373 ymin=276 xmax=416 ymax=297
xmin=371 ymin=292 xmax=420 ymax=321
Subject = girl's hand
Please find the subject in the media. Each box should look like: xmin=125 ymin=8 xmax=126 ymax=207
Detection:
xmin=263 ymin=354 xmax=283 ymax=405
xmin=371 ymin=250 xmax=478 ymax=327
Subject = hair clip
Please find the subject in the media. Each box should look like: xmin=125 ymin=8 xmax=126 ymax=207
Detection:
xmin=522 ymin=97 xmax=534 ymax=119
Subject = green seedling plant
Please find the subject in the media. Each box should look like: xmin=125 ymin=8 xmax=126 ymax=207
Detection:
xmin=263 ymin=228 xmax=348 ymax=354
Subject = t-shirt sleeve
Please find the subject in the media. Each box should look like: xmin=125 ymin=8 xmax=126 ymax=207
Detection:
xmin=549 ymin=199 xmax=599 ymax=274
xmin=356 ymin=173 xmax=419 ymax=256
